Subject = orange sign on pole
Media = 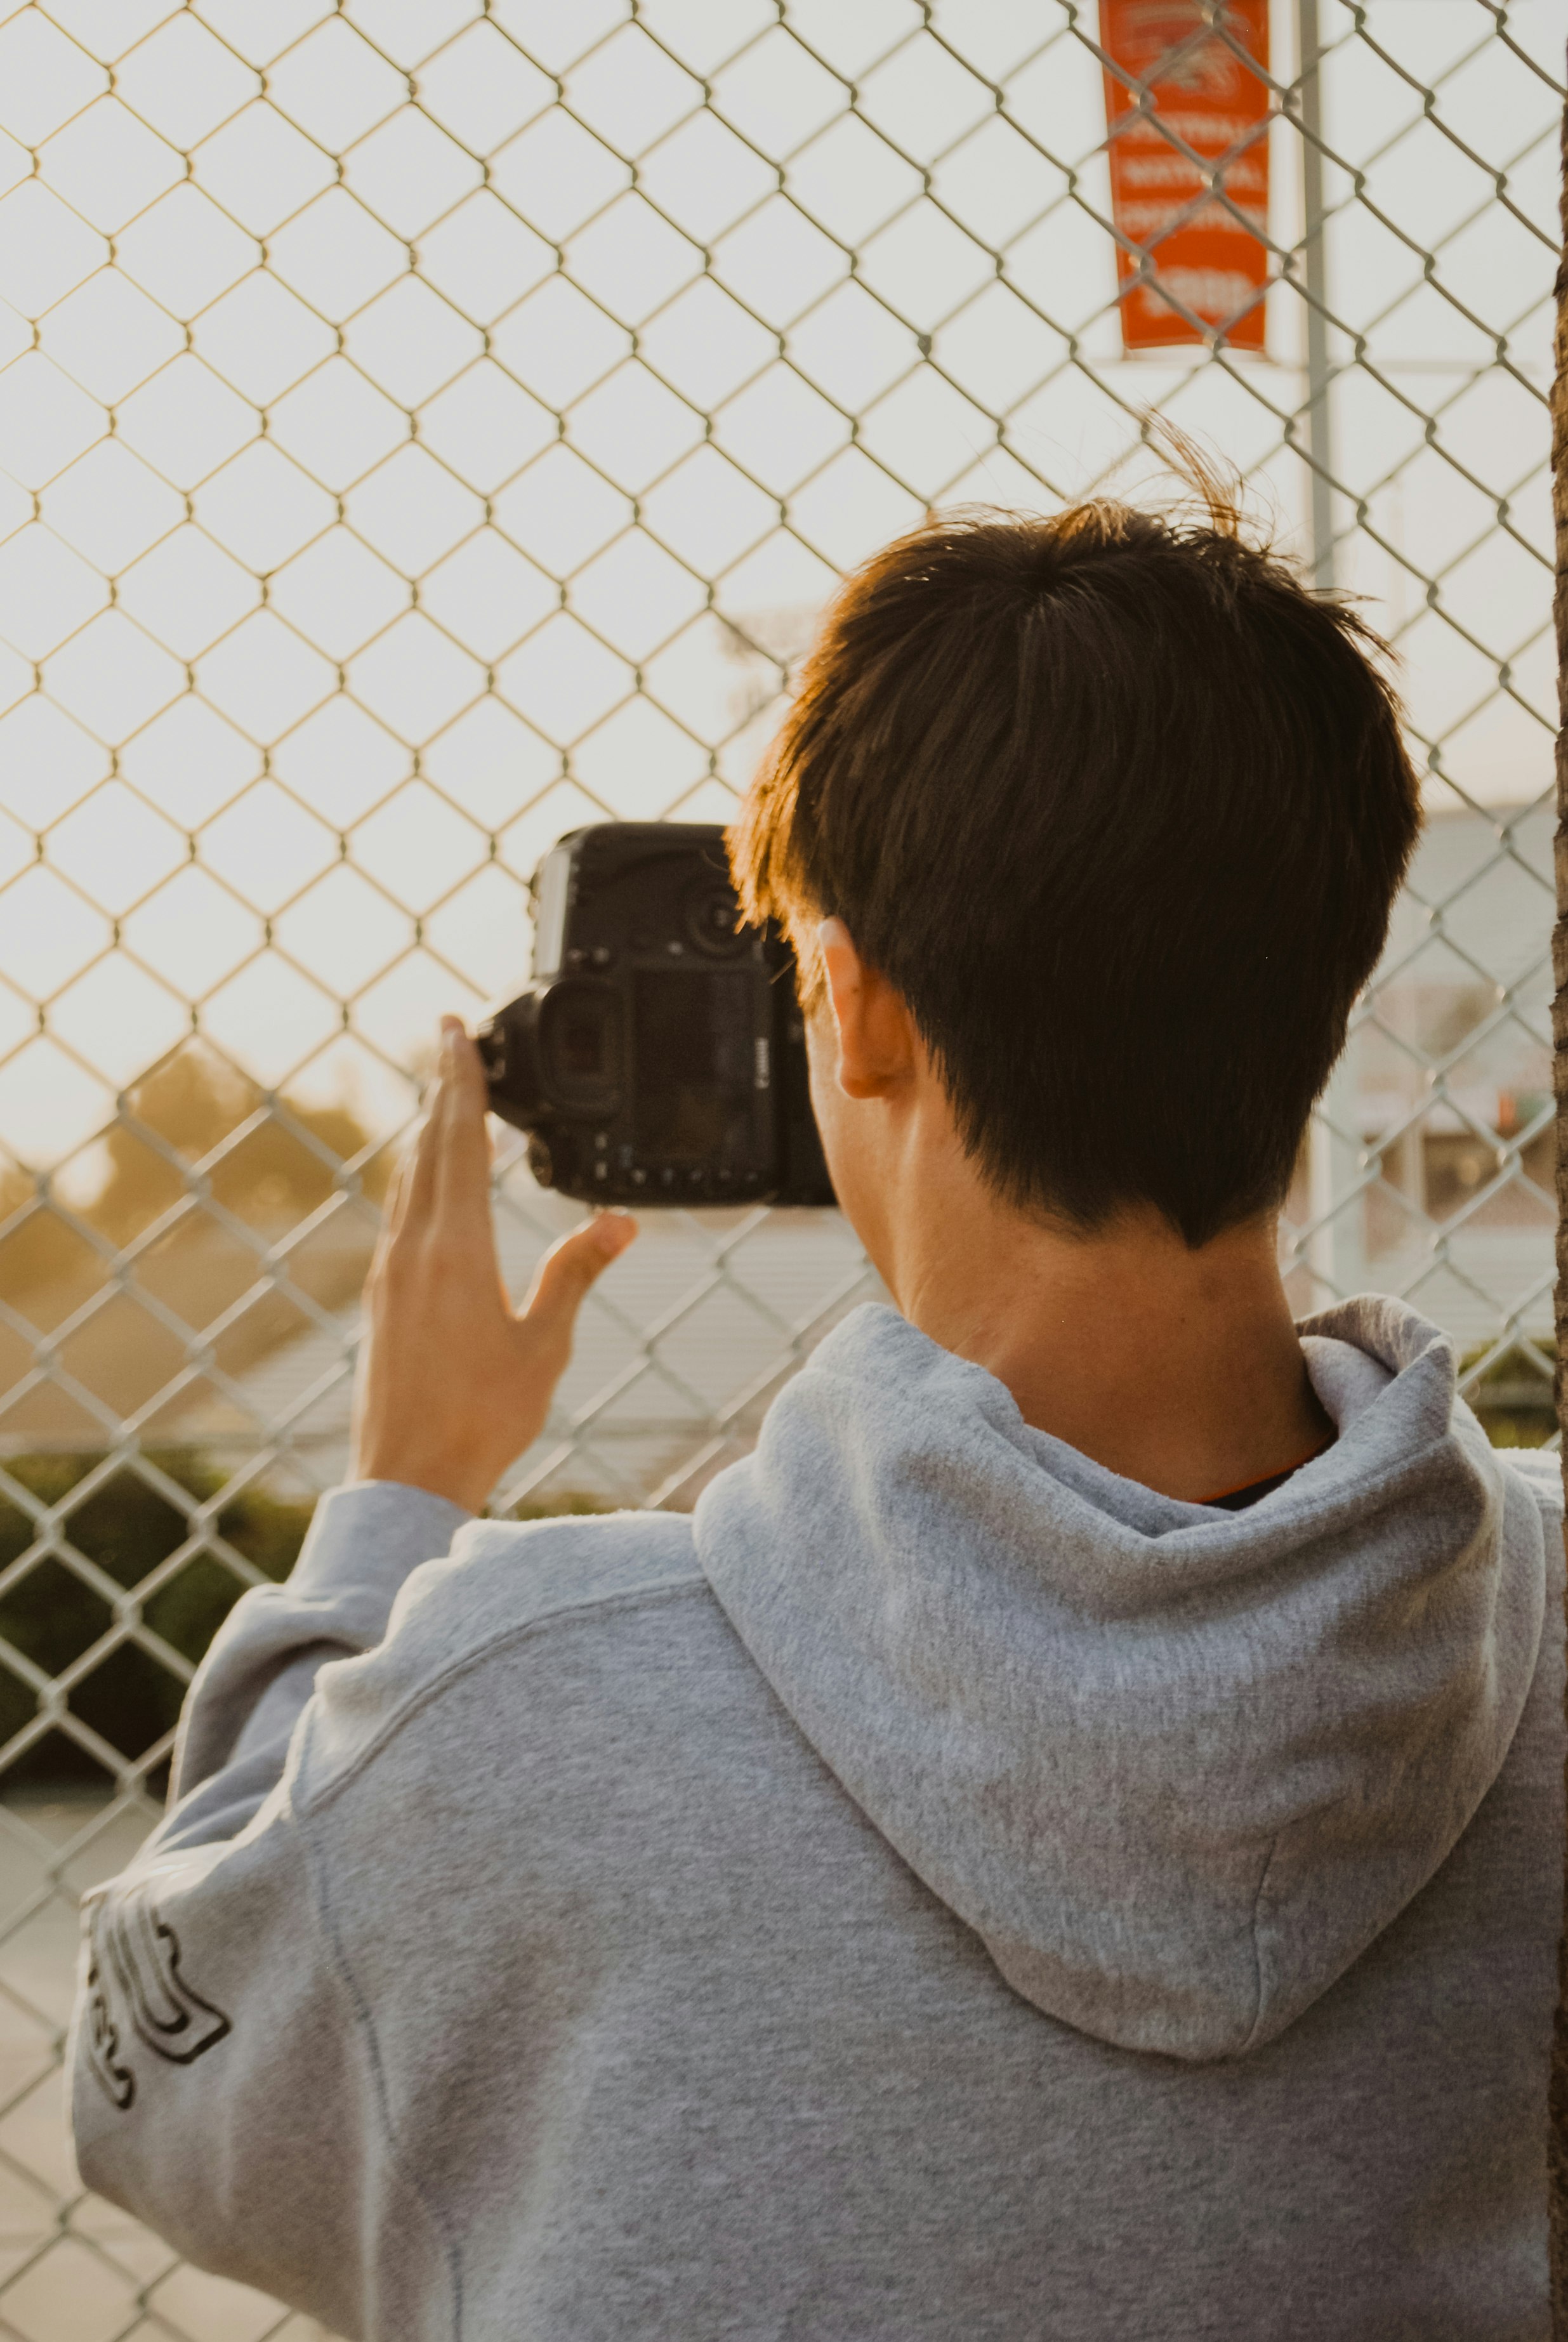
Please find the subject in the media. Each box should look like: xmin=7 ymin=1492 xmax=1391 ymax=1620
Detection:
xmin=1100 ymin=0 xmax=1271 ymax=354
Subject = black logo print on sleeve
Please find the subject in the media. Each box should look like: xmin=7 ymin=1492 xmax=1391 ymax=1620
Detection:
xmin=86 ymin=1885 xmax=232 ymax=2112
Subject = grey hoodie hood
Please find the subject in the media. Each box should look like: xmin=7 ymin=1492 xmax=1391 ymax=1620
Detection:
xmin=693 ymin=1294 xmax=1546 ymax=2063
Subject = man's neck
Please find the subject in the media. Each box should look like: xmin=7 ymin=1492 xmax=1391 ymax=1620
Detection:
xmin=803 ymin=949 xmax=1332 ymax=1505
xmin=883 ymin=1184 xmax=1331 ymax=1507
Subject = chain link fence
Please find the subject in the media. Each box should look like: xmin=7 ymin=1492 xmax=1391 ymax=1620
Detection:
xmin=0 ymin=0 xmax=1559 ymax=2330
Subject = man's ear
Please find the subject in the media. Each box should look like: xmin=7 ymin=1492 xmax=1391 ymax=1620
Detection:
xmin=817 ymin=918 xmax=917 ymax=1100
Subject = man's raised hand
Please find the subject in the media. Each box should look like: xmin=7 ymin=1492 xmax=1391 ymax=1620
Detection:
xmin=350 ymin=1016 xmax=636 ymax=1512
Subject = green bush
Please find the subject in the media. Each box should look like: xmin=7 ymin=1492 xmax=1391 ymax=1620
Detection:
xmin=0 ymin=1452 xmax=312 ymax=1789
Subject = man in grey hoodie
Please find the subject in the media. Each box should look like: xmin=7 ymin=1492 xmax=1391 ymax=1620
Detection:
xmin=70 ymin=493 xmax=1561 ymax=2341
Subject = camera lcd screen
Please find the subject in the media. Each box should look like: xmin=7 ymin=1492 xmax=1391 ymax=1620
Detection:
xmin=633 ymin=970 xmax=754 ymax=1164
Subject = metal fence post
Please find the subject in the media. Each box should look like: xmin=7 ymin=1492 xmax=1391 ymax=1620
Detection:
xmin=1548 ymin=53 xmax=1568 ymax=2329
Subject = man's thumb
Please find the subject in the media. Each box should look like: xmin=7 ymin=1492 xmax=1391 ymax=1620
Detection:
xmin=522 ymin=1212 xmax=636 ymax=1332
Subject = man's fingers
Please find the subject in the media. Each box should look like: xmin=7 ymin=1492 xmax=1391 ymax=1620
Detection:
xmin=370 ymin=1143 xmax=413 ymax=1280
xmin=400 ymin=1065 xmax=444 ymax=1232
xmin=395 ymin=1023 xmax=491 ymax=1266
xmin=430 ymin=1019 xmax=494 ymax=1233
xmin=520 ymin=1213 xmax=636 ymax=1339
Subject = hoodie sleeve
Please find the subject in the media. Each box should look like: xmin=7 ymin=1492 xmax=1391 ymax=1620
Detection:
xmin=67 ymin=1480 xmax=472 ymax=2338
xmin=160 ymin=1478 xmax=473 ymax=1850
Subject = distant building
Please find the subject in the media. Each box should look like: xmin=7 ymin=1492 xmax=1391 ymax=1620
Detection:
xmin=1289 ymin=800 xmax=1552 ymax=1351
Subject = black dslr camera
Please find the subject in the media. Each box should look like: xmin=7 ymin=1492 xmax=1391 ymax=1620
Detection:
xmin=477 ymin=824 xmax=834 ymax=1207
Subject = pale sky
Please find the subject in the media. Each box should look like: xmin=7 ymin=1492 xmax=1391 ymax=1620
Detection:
xmin=0 ymin=0 xmax=1559 ymax=1172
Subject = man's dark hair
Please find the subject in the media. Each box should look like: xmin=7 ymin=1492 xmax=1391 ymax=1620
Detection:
xmin=730 ymin=486 xmax=1421 ymax=1247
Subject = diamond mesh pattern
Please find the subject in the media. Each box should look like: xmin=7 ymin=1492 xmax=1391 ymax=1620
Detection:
xmin=0 ymin=1 xmax=1559 ymax=2329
